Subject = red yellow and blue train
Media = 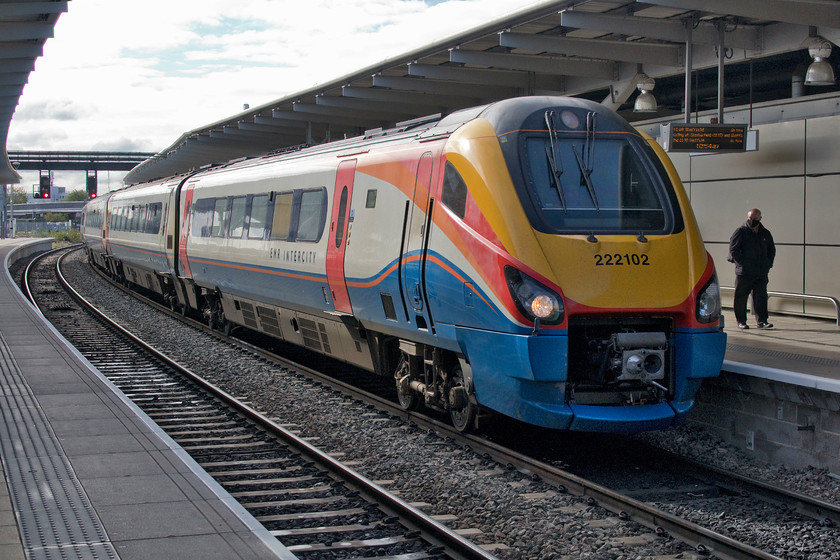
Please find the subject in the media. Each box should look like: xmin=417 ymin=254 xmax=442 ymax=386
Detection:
xmin=83 ymin=96 xmax=726 ymax=433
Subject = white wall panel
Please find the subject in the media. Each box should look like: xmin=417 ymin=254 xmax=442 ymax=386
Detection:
xmin=689 ymin=120 xmax=805 ymax=181
xmin=769 ymin=245 xmax=804 ymax=294
xmin=805 ymin=115 xmax=840 ymax=176
xmin=690 ymin=178 xmax=804 ymax=245
xmin=805 ymin=175 xmax=840 ymax=245
xmin=665 ymin=151 xmax=691 ymax=183
xmin=805 ymin=246 xmax=840 ymax=315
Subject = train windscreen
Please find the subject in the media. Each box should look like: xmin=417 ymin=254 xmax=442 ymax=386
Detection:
xmin=521 ymin=134 xmax=668 ymax=233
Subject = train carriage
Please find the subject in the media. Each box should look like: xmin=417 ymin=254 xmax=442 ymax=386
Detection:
xmin=81 ymin=192 xmax=110 ymax=269
xmin=85 ymin=96 xmax=726 ymax=433
xmin=104 ymin=177 xmax=185 ymax=301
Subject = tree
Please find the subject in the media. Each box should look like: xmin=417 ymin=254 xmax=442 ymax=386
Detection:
xmin=4 ymin=186 xmax=28 ymax=205
xmin=64 ymin=189 xmax=89 ymax=202
xmin=44 ymin=212 xmax=69 ymax=222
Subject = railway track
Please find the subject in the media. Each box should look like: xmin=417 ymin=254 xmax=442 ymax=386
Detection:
xmin=25 ymin=245 xmax=840 ymax=560
xmin=25 ymin=244 xmax=498 ymax=560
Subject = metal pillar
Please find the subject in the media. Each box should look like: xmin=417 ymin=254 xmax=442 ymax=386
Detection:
xmin=1 ymin=184 xmax=6 ymax=239
xmin=684 ymin=20 xmax=693 ymax=123
xmin=718 ymin=24 xmax=726 ymax=123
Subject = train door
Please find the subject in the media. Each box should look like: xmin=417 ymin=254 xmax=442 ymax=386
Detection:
xmin=400 ymin=152 xmax=434 ymax=329
xmin=102 ymin=196 xmax=111 ymax=255
xmin=326 ymin=159 xmax=356 ymax=314
xmin=178 ymin=183 xmax=196 ymax=277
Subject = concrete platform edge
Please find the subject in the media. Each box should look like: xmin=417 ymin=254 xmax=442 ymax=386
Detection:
xmin=723 ymin=359 xmax=840 ymax=394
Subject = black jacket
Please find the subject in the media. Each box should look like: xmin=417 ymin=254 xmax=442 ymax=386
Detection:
xmin=728 ymin=222 xmax=776 ymax=277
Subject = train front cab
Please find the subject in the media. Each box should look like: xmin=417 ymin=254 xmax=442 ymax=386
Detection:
xmin=454 ymin=267 xmax=727 ymax=433
xmin=440 ymin=97 xmax=726 ymax=433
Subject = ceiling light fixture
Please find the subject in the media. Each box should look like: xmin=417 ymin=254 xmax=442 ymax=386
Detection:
xmin=804 ymin=36 xmax=835 ymax=86
xmin=633 ymin=73 xmax=658 ymax=113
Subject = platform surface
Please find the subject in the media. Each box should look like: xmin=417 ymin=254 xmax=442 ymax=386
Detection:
xmin=721 ymin=307 xmax=840 ymax=393
xmin=0 ymin=238 xmax=295 ymax=560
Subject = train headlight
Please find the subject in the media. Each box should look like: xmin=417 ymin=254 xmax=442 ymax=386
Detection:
xmin=696 ymin=271 xmax=722 ymax=323
xmin=505 ymin=266 xmax=564 ymax=325
xmin=531 ymin=295 xmax=556 ymax=318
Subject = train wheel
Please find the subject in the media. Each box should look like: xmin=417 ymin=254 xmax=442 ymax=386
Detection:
xmin=394 ymin=355 xmax=420 ymax=411
xmin=449 ymin=365 xmax=476 ymax=432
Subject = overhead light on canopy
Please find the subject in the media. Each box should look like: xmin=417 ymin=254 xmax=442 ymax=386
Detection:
xmin=633 ymin=73 xmax=658 ymax=113
xmin=804 ymin=36 xmax=835 ymax=86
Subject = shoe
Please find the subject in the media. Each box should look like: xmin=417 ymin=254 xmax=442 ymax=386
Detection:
xmin=757 ymin=322 xmax=774 ymax=329
xmin=737 ymin=323 xmax=749 ymax=329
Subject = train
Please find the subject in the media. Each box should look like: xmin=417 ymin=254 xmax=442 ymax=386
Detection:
xmin=83 ymin=96 xmax=727 ymax=433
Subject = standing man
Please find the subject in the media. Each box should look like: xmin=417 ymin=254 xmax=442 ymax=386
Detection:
xmin=728 ymin=208 xmax=776 ymax=329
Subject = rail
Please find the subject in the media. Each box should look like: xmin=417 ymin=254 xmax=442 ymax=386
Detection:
xmin=720 ymin=287 xmax=840 ymax=326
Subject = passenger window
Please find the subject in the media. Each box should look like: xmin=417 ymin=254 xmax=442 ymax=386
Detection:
xmin=441 ymin=161 xmax=467 ymax=219
xmin=229 ymin=197 xmax=247 ymax=238
xmin=127 ymin=206 xmax=137 ymax=232
xmin=295 ymin=188 xmax=326 ymax=242
xmin=270 ymin=192 xmax=294 ymax=240
xmin=147 ymin=203 xmax=163 ymax=234
xmin=335 ymin=186 xmax=348 ymax=248
xmin=249 ymin=195 xmax=269 ymax=239
xmin=135 ymin=205 xmax=147 ymax=233
xmin=192 ymin=198 xmax=215 ymax=238
xmin=211 ymin=198 xmax=228 ymax=237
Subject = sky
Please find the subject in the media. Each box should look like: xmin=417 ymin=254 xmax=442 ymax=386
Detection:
xmin=9 ymin=0 xmax=544 ymax=194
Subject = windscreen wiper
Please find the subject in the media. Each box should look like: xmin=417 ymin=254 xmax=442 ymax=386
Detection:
xmin=574 ymin=111 xmax=599 ymax=211
xmin=544 ymin=110 xmax=567 ymax=212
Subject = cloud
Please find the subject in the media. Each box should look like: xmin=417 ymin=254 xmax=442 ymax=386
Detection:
xmin=14 ymin=99 xmax=89 ymax=122
xmin=8 ymin=0 xmax=540 ymax=189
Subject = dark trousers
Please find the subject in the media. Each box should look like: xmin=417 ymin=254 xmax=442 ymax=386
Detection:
xmin=733 ymin=274 xmax=769 ymax=324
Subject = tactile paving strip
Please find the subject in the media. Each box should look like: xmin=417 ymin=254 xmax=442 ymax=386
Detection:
xmin=727 ymin=343 xmax=840 ymax=368
xmin=0 ymin=332 xmax=118 ymax=560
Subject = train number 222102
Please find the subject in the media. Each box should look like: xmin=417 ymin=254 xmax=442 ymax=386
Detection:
xmin=594 ymin=253 xmax=650 ymax=266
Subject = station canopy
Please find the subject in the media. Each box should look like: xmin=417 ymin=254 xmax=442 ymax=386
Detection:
xmin=1 ymin=0 xmax=68 ymax=184
xmin=3 ymin=1 xmax=840 ymax=186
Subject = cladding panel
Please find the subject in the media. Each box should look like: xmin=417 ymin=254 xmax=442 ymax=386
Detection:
xmin=688 ymin=177 xmax=804 ymax=245
xmin=688 ymin=120 xmax=805 ymax=181
xmin=804 ymin=175 xmax=840 ymax=246
xmin=805 ymin=115 xmax=840 ymax=176
xmin=804 ymin=246 xmax=840 ymax=317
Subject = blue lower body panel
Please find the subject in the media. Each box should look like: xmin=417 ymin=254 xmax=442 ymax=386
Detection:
xmin=455 ymin=327 xmax=574 ymax=430
xmin=455 ymin=325 xmax=727 ymax=433
xmin=568 ymin=403 xmax=676 ymax=433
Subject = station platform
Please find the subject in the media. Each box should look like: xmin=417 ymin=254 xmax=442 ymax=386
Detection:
xmin=721 ymin=307 xmax=840 ymax=393
xmin=0 ymin=238 xmax=295 ymax=560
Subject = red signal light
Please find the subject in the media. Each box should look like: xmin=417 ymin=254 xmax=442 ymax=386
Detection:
xmin=90 ymin=193 xmax=97 ymax=199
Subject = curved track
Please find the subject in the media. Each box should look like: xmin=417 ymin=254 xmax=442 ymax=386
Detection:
xmin=26 ymin=244 xmax=498 ymax=560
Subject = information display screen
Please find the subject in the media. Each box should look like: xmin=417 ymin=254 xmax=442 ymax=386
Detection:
xmin=662 ymin=123 xmax=748 ymax=153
